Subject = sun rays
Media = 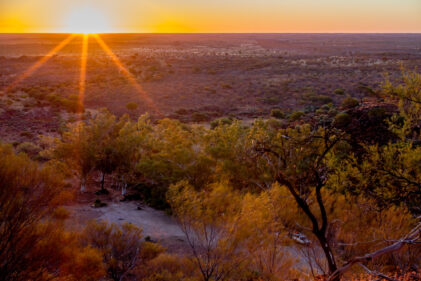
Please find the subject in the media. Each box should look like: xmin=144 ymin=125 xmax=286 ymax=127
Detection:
xmin=92 ymin=34 xmax=160 ymax=114
xmin=3 ymin=34 xmax=76 ymax=93
xmin=3 ymin=33 xmax=159 ymax=116
xmin=78 ymin=34 xmax=89 ymax=114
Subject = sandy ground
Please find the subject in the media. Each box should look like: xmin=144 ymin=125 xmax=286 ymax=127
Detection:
xmin=65 ymin=201 xmax=189 ymax=254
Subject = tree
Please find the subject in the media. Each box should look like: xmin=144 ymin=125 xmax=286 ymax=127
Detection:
xmin=112 ymin=114 xmax=150 ymax=195
xmin=0 ymin=144 xmax=63 ymax=280
xmin=53 ymin=121 xmax=96 ymax=192
xmin=237 ymin=183 xmax=298 ymax=280
xmin=168 ymin=181 xmax=300 ymax=281
xmin=82 ymin=221 xmax=143 ymax=281
xmin=255 ymin=125 xmax=343 ymax=279
xmin=168 ymin=181 xmax=244 ymax=281
xmin=0 ymin=144 xmax=104 ymax=281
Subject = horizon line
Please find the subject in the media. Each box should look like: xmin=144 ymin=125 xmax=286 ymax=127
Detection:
xmin=1 ymin=32 xmax=421 ymax=35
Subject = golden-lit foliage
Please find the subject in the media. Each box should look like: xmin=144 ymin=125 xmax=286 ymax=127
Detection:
xmin=81 ymin=220 xmax=165 ymax=281
xmin=4 ymin=71 xmax=418 ymax=280
xmin=0 ymin=143 xmax=103 ymax=281
xmin=168 ymin=181 xmax=245 ymax=281
xmin=136 ymin=253 xmax=197 ymax=281
xmin=330 ymin=70 xmax=421 ymax=213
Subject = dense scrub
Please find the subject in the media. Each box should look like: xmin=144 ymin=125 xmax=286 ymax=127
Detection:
xmin=1 ymin=71 xmax=420 ymax=280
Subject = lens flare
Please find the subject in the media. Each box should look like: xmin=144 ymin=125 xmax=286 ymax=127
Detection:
xmin=93 ymin=34 xmax=160 ymax=114
xmin=3 ymin=34 xmax=76 ymax=93
xmin=78 ymin=34 xmax=89 ymax=114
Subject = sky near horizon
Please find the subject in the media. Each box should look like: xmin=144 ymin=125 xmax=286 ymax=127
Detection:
xmin=0 ymin=0 xmax=420 ymax=33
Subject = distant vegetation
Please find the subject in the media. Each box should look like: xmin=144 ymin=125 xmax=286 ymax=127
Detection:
xmin=1 ymin=71 xmax=420 ymax=280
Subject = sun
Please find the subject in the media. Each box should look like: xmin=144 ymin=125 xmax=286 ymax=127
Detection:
xmin=63 ymin=6 xmax=111 ymax=34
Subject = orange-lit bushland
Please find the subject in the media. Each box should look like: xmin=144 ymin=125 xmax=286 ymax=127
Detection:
xmin=81 ymin=220 xmax=164 ymax=281
xmin=0 ymin=144 xmax=104 ymax=281
xmin=36 ymin=71 xmax=421 ymax=280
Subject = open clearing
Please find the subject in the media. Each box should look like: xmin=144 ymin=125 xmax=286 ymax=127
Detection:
xmin=65 ymin=201 xmax=189 ymax=254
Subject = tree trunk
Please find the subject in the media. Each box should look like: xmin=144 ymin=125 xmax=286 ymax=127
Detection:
xmin=80 ymin=178 xmax=86 ymax=192
xmin=315 ymin=230 xmax=339 ymax=280
xmin=101 ymin=172 xmax=105 ymax=191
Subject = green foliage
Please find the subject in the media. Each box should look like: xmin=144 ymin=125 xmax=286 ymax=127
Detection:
xmin=341 ymin=96 xmax=359 ymax=109
xmin=332 ymin=112 xmax=352 ymax=128
xmin=289 ymin=110 xmax=305 ymax=121
xmin=0 ymin=144 xmax=105 ymax=281
xmin=82 ymin=221 xmax=145 ymax=281
xmin=210 ymin=117 xmax=233 ymax=129
xmin=15 ymin=141 xmax=41 ymax=157
xmin=334 ymin=88 xmax=345 ymax=95
xmin=31 ymin=71 xmax=420 ymax=279
xmin=367 ymin=107 xmax=387 ymax=121
xmin=126 ymin=102 xmax=139 ymax=111
xmin=191 ymin=112 xmax=210 ymax=122
xmin=302 ymin=92 xmax=333 ymax=104
xmin=93 ymin=199 xmax=107 ymax=208
xmin=270 ymin=108 xmax=285 ymax=119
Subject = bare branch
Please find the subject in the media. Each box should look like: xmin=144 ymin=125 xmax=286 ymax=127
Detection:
xmin=359 ymin=264 xmax=399 ymax=281
xmin=328 ymin=222 xmax=421 ymax=281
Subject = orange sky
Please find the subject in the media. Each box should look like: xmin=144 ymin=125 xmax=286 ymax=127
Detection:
xmin=0 ymin=0 xmax=420 ymax=33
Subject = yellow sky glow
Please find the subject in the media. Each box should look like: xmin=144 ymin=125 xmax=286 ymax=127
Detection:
xmin=0 ymin=0 xmax=420 ymax=33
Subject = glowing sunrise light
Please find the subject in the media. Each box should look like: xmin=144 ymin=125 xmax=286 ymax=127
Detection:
xmin=63 ymin=6 xmax=111 ymax=34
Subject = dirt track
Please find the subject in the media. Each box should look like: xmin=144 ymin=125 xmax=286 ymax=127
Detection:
xmin=65 ymin=201 xmax=189 ymax=254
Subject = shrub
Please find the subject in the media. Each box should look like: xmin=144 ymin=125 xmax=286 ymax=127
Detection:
xmin=270 ymin=109 xmax=285 ymax=119
xmin=316 ymin=95 xmax=333 ymax=104
xmin=210 ymin=117 xmax=233 ymax=129
xmin=137 ymin=253 xmax=196 ymax=281
xmin=61 ymin=98 xmax=81 ymax=113
xmin=175 ymin=108 xmax=189 ymax=115
xmin=332 ymin=112 xmax=352 ymax=128
xmin=334 ymin=88 xmax=345 ymax=95
xmin=289 ymin=111 xmax=305 ymax=121
xmin=341 ymin=97 xmax=359 ymax=109
xmin=302 ymin=93 xmax=333 ymax=104
xmin=220 ymin=83 xmax=232 ymax=89
xmin=191 ymin=112 xmax=210 ymax=122
xmin=16 ymin=142 xmax=41 ymax=157
xmin=93 ymin=199 xmax=107 ymax=208
xmin=20 ymin=131 xmax=33 ymax=138
xmin=126 ymin=102 xmax=139 ymax=111
xmin=368 ymin=107 xmax=386 ymax=121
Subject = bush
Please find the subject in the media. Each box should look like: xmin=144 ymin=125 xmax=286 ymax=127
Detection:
xmin=368 ymin=107 xmax=386 ymax=121
xmin=315 ymin=95 xmax=333 ymax=104
xmin=126 ymin=102 xmax=139 ymax=111
xmin=289 ymin=111 xmax=305 ymax=121
xmin=332 ymin=112 xmax=352 ymax=128
xmin=220 ymin=82 xmax=232 ymax=89
xmin=334 ymin=88 xmax=345 ymax=95
xmin=93 ymin=199 xmax=107 ymax=208
xmin=137 ymin=253 xmax=196 ymax=281
xmin=19 ymin=131 xmax=34 ymax=138
xmin=175 ymin=108 xmax=189 ymax=115
xmin=16 ymin=142 xmax=41 ymax=157
xmin=210 ymin=117 xmax=233 ymax=129
xmin=270 ymin=109 xmax=285 ymax=119
xmin=341 ymin=97 xmax=359 ymax=109
xmin=191 ymin=112 xmax=210 ymax=122
xmin=302 ymin=93 xmax=333 ymax=104
xmin=61 ymin=98 xmax=82 ymax=113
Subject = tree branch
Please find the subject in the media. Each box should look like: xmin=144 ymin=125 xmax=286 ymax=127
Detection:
xmin=328 ymin=222 xmax=421 ymax=281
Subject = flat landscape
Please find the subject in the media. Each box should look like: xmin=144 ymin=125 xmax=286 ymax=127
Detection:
xmin=1 ymin=33 xmax=421 ymax=142
xmin=1 ymin=32 xmax=421 ymax=281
